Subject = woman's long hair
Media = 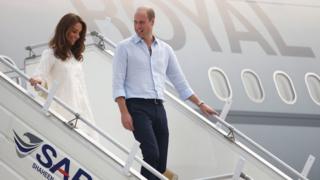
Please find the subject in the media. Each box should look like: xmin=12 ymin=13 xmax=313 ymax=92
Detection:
xmin=49 ymin=13 xmax=87 ymax=61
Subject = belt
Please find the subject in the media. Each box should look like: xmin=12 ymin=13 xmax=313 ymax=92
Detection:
xmin=126 ymin=98 xmax=163 ymax=104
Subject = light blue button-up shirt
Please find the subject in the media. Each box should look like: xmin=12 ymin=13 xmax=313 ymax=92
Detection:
xmin=112 ymin=34 xmax=194 ymax=101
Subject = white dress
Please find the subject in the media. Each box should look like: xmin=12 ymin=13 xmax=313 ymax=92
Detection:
xmin=34 ymin=49 xmax=98 ymax=140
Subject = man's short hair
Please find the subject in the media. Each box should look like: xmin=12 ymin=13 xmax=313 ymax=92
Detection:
xmin=137 ymin=6 xmax=155 ymax=21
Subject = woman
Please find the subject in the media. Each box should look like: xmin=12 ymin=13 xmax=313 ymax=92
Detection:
xmin=30 ymin=13 xmax=98 ymax=141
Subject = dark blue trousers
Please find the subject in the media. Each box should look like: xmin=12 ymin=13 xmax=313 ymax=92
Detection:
xmin=126 ymin=98 xmax=169 ymax=180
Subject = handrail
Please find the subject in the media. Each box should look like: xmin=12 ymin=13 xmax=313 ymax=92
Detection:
xmin=0 ymin=55 xmax=22 ymax=85
xmin=90 ymin=31 xmax=117 ymax=48
xmin=0 ymin=55 xmax=19 ymax=67
xmin=0 ymin=55 xmax=168 ymax=180
xmin=21 ymin=32 xmax=309 ymax=180
xmin=25 ymin=42 xmax=48 ymax=52
xmin=166 ymin=91 xmax=307 ymax=180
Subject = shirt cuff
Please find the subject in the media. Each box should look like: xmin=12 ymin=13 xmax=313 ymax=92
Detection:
xmin=179 ymin=88 xmax=194 ymax=100
xmin=113 ymin=89 xmax=126 ymax=101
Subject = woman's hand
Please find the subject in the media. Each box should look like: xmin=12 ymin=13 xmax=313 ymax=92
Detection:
xmin=29 ymin=77 xmax=43 ymax=87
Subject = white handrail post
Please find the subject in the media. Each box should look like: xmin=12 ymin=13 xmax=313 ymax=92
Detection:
xmin=299 ymin=154 xmax=315 ymax=180
xmin=193 ymin=156 xmax=247 ymax=180
xmin=232 ymin=157 xmax=246 ymax=180
xmin=216 ymin=98 xmax=232 ymax=129
xmin=42 ymin=81 xmax=59 ymax=114
xmin=122 ymin=141 xmax=140 ymax=176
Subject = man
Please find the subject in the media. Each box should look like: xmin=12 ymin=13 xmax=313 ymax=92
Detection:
xmin=112 ymin=6 xmax=217 ymax=180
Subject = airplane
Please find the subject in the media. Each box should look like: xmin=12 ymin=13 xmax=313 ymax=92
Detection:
xmin=0 ymin=0 xmax=319 ymax=179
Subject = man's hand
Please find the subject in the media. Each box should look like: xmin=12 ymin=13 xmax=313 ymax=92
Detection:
xmin=121 ymin=112 xmax=134 ymax=131
xmin=115 ymin=97 xmax=134 ymax=131
xmin=199 ymin=103 xmax=218 ymax=116
xmin=188 ymin=94 xmax=219 ymax=117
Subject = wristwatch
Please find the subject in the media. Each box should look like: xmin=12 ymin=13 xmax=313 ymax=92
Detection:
xmin=197 ymin=101 xmax=205 ymax=107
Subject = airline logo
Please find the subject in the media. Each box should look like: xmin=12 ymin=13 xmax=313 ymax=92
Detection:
xmin=13 ymin=130 xmax=92 ymax=180
xmin=13 ymin=130 xmax=43 ymax=157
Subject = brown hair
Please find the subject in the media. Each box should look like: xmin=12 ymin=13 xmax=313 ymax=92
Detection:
xmin=145 ymin=7 xmax=155 ymax=21
xmin=49 ymin=13 xmax=86 ymax=61
xmin=137 ymin=6 xmax=155 ymax=21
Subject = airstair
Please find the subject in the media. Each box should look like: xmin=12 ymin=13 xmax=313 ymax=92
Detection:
xmin=0 ymin=31 xmax=311 ymax=180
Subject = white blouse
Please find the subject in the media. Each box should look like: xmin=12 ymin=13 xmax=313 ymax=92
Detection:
xmin=34 ymin=49 xmax=98 ymax=140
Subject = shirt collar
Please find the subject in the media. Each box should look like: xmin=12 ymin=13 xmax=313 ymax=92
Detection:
xmin=132 ymin=34 xmax=142 ymax=44
xmin=132 ymin=34 xmax=159 ymax=45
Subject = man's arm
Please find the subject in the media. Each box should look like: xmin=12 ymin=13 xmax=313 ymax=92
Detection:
xmin=112 ymin=44 xmax=127 ymax=101
xmin=166 ymin=46 xmax=218 ymax=116
xmin=166 ymin=46 xmax=194 ymax=100
xmin=116 ymin=97 xmax=134 ymax=131
xmin=112 ymin=44 xmax=134 ymax=131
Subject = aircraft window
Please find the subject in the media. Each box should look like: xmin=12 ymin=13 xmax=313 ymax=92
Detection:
xmin=305 ymin=73 xmax=320 ymax=106
xmin=273 ymin=71 xmax=297 ymax=104
xmin=241 ymin=70 xmax=264 ymax=103
xmin=208 ymin=67 xmax=232 ymax=101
